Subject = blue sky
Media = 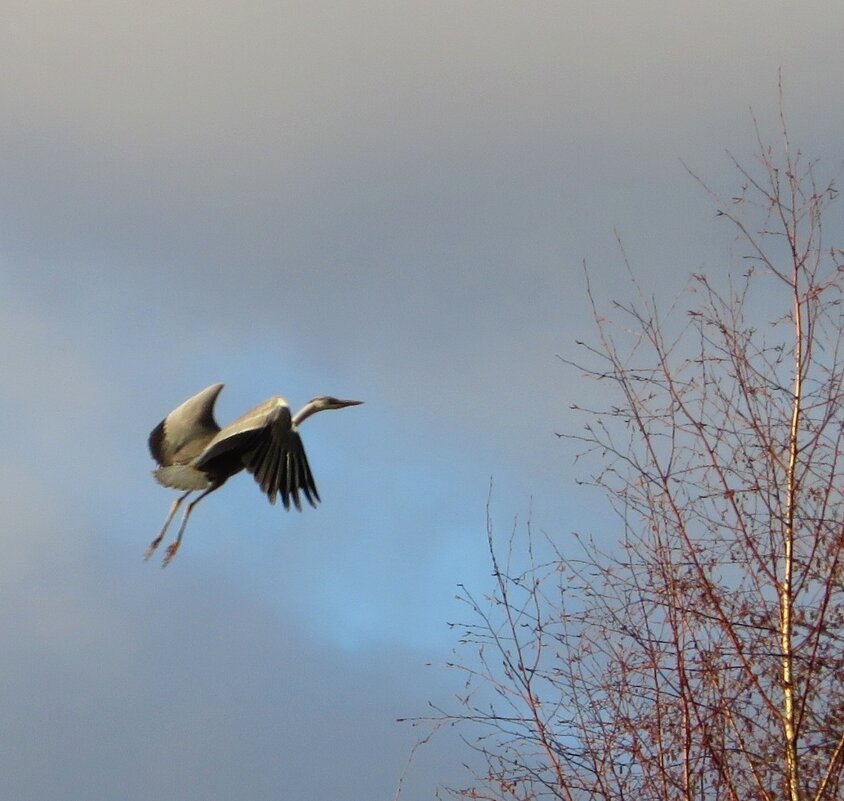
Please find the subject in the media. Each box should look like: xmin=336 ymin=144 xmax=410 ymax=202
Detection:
xmin=2 ymin=2 xmax=844 ymax=798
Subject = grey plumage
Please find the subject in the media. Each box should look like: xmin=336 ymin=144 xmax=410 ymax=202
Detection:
xmin=149 ymin=382 xmax=224 ymax=490
xmin=146 ymin=383 xmax=362 ymax=566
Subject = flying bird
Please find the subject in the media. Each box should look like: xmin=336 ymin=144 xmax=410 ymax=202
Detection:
xmin=146 ymin=383 xmax=362 ymax=566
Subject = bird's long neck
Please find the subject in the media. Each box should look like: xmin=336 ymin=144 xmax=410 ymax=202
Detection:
xmin=292 ymin=401 xmax=324 ymax=428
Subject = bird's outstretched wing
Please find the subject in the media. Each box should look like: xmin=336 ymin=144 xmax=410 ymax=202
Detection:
xmin=149 ymin=383 xmax=224 ymax=466
xmin=195 ymin=397 xmax=320 ymax=510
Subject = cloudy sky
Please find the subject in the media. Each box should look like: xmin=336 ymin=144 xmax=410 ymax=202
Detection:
xmin=2 ymin=2 xmax=844 ymax=799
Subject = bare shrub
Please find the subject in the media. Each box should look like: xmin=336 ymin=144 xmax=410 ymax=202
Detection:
xmin=430 ymin=110 xmax=844 ymax=801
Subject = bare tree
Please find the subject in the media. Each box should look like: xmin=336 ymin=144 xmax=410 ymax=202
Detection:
xmin=427 ymin=110 xmax=844 ymax=801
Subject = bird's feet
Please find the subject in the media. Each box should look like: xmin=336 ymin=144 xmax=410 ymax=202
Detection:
xmin=161 ymin=541 xmax=180 ymax=568
xmin=144 ymin=537 xmax=164 ymax=561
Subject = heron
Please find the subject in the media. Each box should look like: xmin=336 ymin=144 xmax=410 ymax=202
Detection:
xmin=146 ymin=383 xmax=362 ymax=566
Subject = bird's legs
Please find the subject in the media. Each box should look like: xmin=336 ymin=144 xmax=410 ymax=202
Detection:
xmin=162 ymin=483 xmax=221 ymax=567
xmin=145 ymin=490 xmax=192 ymax=560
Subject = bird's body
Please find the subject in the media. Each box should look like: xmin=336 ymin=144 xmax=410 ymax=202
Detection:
xmin=147 ymin=383 xmax=361 ymax=565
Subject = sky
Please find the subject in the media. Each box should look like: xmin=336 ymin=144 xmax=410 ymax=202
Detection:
xmin=2 ymin=2 xmax=844 ymax=799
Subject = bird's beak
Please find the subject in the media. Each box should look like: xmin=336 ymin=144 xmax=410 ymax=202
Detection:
xmin=337 ymin=399 xmax=363 ymax=408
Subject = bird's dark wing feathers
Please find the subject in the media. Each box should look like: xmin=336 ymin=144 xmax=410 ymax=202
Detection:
xmin=245 ymin=428 xmax=320 ymax=511
xmin=295 ymin=441 xmax=319 ymax=508
xmin=148 ymin=419 xmax=168 ymax=465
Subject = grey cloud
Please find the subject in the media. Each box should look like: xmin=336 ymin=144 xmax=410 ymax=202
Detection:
xmin=3 ymin=2 xmax=844 ymax=798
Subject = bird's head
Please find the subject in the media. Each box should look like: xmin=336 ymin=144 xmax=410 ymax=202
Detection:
xmin=292 ymin=395 xmax=363 ymax=425
xmin=309 ymin=396 xmax=364 ymax=412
